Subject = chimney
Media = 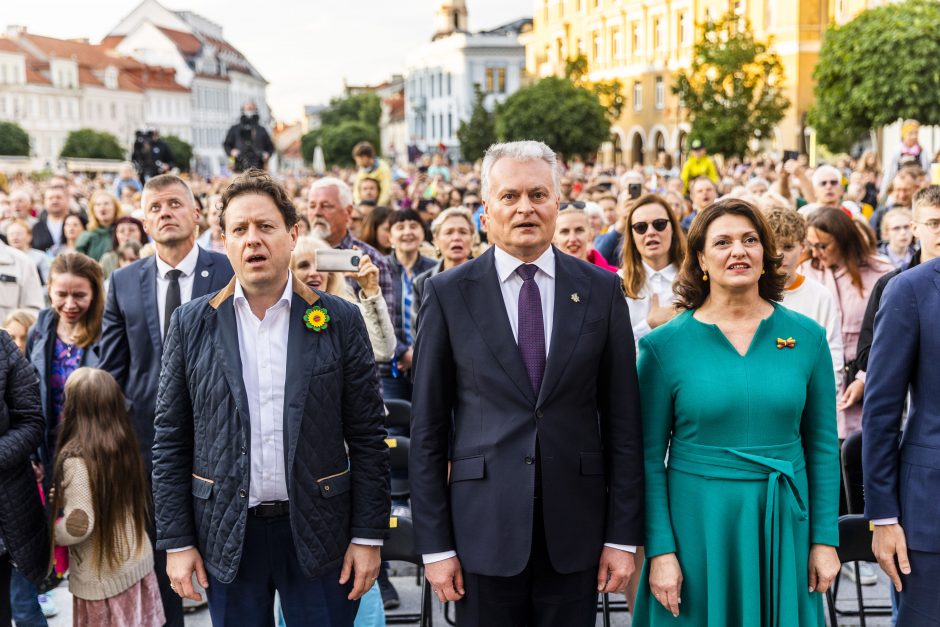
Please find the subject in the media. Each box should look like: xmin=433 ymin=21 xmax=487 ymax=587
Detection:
xmin=6 ymin=25 xmax=27 ymax=36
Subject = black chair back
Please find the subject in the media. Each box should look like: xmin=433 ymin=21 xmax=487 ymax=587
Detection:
xmin=835 ymin=514 xmax=876 ymax=563
xmin=385 ymin=399 xmax=412 ymax=435
xmin=387 ymin=435 xmax=411 ymax=499
xmin=383 ymin=514 xmax=433 ymax=626
xmin=841 ymin=432 xmax=865 ymax=514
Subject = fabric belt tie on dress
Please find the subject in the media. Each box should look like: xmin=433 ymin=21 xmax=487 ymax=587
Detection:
xmin=668 ymin=438 xmax=808 ymax=627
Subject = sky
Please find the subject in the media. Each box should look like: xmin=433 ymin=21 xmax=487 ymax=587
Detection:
xmin=4 ymin=0 xmax=533 ymax=122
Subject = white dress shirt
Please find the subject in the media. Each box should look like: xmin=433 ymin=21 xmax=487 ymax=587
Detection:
xmin=234 ymin=277 xmax=292 ymax=507
xmin=620 ymin=262 xmax=678 ymax=344
xmin=156 ymin=244 xmax=200 ymax=340
xmin=423 ymin=246 xmax=634 ymax=564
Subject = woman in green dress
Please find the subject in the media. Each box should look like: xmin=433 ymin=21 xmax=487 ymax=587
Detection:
xmin=632 ymin=199 xmax=841 ymax=626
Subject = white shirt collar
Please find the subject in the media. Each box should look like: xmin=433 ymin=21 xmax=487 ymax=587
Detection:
xmin=234 ymin=271 xmax=294 ymax=309
xmin=155 ymin=244 xmax=200 ymax=279
xmin=641 ymin=261 xmax=678 ymax=280
xmin=494 ymin=245 xmax=556 ymax=283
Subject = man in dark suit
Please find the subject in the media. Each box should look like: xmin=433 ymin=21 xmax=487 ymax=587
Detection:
xmin=864 ymin=254 xmax=940 ymax=627
xmin=410 ymin=141 xmax=644 ymax=626
xmin=29 ymin=186 xmax=72 ymax=253
xmin=152 ymin=170 xmax=389 ymax=626
xmin=99 ymin=174 xmax=233 ymax=626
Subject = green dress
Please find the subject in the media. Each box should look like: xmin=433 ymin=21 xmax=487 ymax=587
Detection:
xmin=632 ymin=303 xmax=840 ymax=627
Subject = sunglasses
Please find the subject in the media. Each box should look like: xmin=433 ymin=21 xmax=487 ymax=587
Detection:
xmin=560 ymin=201 xmax=586 ymax=210
xmin=631 ymin=219 xmax=670 ymax=235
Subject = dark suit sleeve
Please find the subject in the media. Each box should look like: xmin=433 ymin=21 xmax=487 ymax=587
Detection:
xmin=0 ymin=333 xmax=44 ymax=471
xmin=340 ymin=304 xmax=390 ymax=539
xmin=597 ymin=277 xmax=644 ymax=546
xmin=152 ymin=309 xmax=197 ymax=550
xmin=223 ymin=125 xmax=237 ymax=155
xmin=259 ymin=128 xmax=274 ymax=155
xmin=863 ymin=274 xmax=917 ymax=520
xmin=99 ymin=274 xmax=130 ymax=390
xmin=856 ymin=273 xmax=891 ymax=374
xmin=409 ymin=279 xmax=457 ymax=553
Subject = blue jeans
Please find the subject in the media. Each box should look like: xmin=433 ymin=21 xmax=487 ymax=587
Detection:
xmin=9 ymin=567 xmax=47 ymax=627
xmin=380 ymin=374 xmax=412 ymax=402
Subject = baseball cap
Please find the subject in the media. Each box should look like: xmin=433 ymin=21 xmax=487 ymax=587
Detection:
xmin=690 ymin=139 xmax=704 ymax=150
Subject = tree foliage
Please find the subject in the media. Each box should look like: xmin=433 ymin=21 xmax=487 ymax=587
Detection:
xmin=457 ymin=84 xmax=496 ymax=162
xmin=59 ymin=129 xmax=124 ymax=160
xmin=320 ymin=93 xmax=382 ymax=129
xmin=565 ymin=54 xmax=625 ymax=123
xmin=300 ymin=129 xmax=321 ymax=165
xmin=319 ymin=121 xmax=380 ymax=168
xmin=162 ymin=135 xmax=192 ymax=172
xmin=495 ymin=77 xmax=609 ymax=158
xmin=0 ymin=121 xmax=30 ymax=156
xmin=810 ymin=0 xmax=940 ymax=153
xmin=673 ymin=13 xmax=789 ymax=158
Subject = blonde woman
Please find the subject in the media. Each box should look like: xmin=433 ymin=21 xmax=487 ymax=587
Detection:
xmin=76 ymin=191 xmax=124 ymax=261
xmin=290 ymin=236 xmax=396 ymax=362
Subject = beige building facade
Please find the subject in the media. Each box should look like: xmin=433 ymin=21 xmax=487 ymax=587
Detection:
xmin=522 ymin=0 xmax=888 ymax=166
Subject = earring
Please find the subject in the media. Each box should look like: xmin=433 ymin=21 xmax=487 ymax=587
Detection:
xmin=761 ymin=268 xmax=766 ymax=275
xmin=702 ymin=270 xmax=708 ymax=282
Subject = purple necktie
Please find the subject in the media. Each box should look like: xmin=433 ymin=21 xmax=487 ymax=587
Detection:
xmin=516 ymin=264 xmax=546 ymax=395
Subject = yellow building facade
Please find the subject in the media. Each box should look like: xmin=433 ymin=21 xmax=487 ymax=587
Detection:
xmin=522 ymin=0 xmax=886 ymax=166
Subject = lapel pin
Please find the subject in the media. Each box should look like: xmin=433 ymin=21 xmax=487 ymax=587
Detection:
xmin=201 ymin=270 xmax=209 ymax=278
xmin=570 ymin=293 xmax=580 ymax=303
xmin=776 ymin=337 xmax=796 ymax=349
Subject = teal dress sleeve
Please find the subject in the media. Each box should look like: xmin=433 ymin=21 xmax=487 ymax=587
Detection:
xmin=801 ymin=328 xmax=840 ymax=546
xmin=637 ymin=335 xmax=676 ymax=557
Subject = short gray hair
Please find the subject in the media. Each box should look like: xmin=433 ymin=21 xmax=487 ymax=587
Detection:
xmin=480 ymin=141 xmax=560 ymax=201
xmin=812 ymin=165 xmax=841 ymax=188
xmin=310 ymin=177 xmax=353 ymax=209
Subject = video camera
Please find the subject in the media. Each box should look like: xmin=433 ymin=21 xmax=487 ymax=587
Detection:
xmin=234 ymin=114 xmax=263 ymax=172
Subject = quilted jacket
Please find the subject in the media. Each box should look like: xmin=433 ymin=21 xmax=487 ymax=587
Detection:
xmin=153 ymin=276 xmax=390 ymax=584
xmin=0 ymin=330 xmax=50 ymax=584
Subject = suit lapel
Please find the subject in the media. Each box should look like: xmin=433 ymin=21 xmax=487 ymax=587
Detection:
xmin=138 ymin=257 xmax=164 ymax=354
xmin=192 ymin=247 xmax=215 ymax=297
xmin=459 ymin=249 xmax=536 ymax=405
xmin=537 ymin=250 xmax=590 ymax=406
xmin=932 ymin=262 xmax=940 ymax=298
xmin=209 ymin=292 xmax=250 ymax=444
xmin=283 ymin=288 xmax=321 ymax=479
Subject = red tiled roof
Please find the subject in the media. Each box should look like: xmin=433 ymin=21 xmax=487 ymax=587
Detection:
xmin=25 ymin=66 xmax=50 ymax=85
xmin=77 ymin=66 xmax=104 ymax=87
xmin=125 ymin=66 xmax=190 ymax=92
xmin=99 ymin=35 xmax=125 ymax=50
xmin=0 ymin=38 xmax=21 ymax=53
xmin=156 ymin=27 xmax=201 ymax=56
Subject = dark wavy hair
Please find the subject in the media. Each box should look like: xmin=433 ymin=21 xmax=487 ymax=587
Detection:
xmin=620 ymin=193 xmax=687 ymax=299
xmin=220 ymin=168 xmax=298 ymax=230
xmin=675 ymin=198 xmax=786 ymax=310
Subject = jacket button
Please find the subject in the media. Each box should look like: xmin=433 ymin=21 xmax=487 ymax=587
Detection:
xmin=524 ymin=456 xmax=534 ymax=465
xmin=239 ymin=489 xmax=247 ymax=498
xmin=324 ymin=485 xmax=331 ymax=491
xmin=536 ymin=409 xmax=544 ymax=418
xmin=240 ymin=446 xmax=247 ymax=455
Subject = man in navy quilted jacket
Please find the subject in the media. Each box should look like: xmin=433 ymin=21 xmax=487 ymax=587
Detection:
xmin=152 ymin=169 xmax=390 ymax=626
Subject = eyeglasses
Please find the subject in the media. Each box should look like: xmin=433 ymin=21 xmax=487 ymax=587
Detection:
xmin=631 ymin=219 xmax=670 ymax=235
xmin=915 ymin=219 xmax=940 ymax=233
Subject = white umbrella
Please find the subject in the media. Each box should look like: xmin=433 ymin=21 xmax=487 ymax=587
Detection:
xmin=313 ymin=145 xmax=326 ymax=174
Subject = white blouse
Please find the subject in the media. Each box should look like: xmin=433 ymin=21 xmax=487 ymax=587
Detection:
xmin=619 ymin=262 xmax=679 ymax=343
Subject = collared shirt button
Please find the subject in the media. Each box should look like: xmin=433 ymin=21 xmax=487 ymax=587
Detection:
xmin=524 ymin=456 xmax=534 ymax=465
xmin=535 ymin=409 xmax=544 ymax=418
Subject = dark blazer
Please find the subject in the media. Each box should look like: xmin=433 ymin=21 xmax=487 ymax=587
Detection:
xmin=855 ymin=250 xmax=920 ymax=374
xmin=412 ymin=260 xmax=444 ymax=315
xmin=863 ymin=257 xmax=940 ymax=552
xmin=0 ymin=331 xmax=49 ymax=584
xmin=409 ymin=246 xmax=644 ymax=577
xmin=30 ymin=212 xmax=56 ymax=253
xmin=25 ymin=308 xmax=100 ymax=471
xmin=98 ymin=247 xmax=233 ymax=471
xmin=152 ymin=276 xmax=390 ymax=583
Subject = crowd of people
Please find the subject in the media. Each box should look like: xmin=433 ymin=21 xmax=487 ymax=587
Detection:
xmin=0 ymin=125 xmax=935 ymax=627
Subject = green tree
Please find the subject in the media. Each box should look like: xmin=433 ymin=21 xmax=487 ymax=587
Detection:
xmin=161 ymin=134 xmax=192 ymax=172
xmin=495 ymin=76 xmax=609 ymax=158
xmin=565 ymin=54 xmax=625 ymax=123
xmin=0 ymin=121 xmax=30 ymax=156
xmin=673 ymin=13 xmax=789 ymax=158
xmin=59 ymin=129 xmax=124 ymax=160
xmin=300 ymin=129 xmax=322 ymax=165
xmin=319 ymin=121 xmax=380 ymax=168
xmin=457 ymin=84 xmax=496 ymax=162
xmin=320 ymin=93 xmax=382 ymax=129
xmin=810 ymin=0 xmax=940 ymax=153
